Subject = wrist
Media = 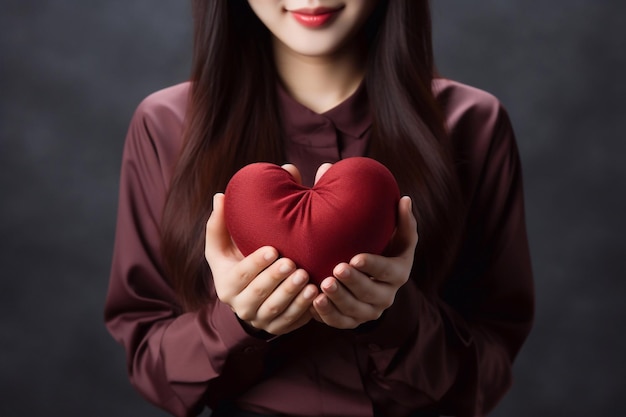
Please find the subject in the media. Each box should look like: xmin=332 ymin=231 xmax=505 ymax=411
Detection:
xmin=237 ymin=317 xmax=275 ymax=340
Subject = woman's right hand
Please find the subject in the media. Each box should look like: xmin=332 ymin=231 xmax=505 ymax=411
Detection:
xmin=205 ymin=193 xmax=318 ymax=336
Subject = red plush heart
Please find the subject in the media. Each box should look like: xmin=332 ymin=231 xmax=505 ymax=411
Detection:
xmin=224 ymin=157 xmax=400 ymax=286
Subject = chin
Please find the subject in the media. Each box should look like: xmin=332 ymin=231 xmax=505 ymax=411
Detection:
xmin=278 ymin=33 xmax=351 ymax=58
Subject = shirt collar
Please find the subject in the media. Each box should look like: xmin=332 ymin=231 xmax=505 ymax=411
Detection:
xmin=277 ymin=80 xmax=372 ymax=141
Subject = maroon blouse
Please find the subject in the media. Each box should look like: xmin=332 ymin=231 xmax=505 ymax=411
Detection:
xmin=104 ymin=79 xmax=534 ymax=417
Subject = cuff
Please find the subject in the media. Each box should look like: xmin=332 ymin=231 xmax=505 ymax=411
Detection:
xmin=203 ymin=299 xmax=271 ymax=355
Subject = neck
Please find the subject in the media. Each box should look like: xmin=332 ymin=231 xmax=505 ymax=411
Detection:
xmin=273 ymin=40 xmax=366 ymax=114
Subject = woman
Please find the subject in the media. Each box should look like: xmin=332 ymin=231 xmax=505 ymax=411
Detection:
xmin=105 ymin=1 xmax=534 ymax=416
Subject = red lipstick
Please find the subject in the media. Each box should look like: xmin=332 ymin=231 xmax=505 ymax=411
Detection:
xmin=289 ymin=7 xmax=343 ymax=28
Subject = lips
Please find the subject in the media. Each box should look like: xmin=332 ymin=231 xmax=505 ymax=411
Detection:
xmin=289 ymin=6 xmax=344 ymax=28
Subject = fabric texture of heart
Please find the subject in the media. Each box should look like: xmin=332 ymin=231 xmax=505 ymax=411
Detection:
xmin=223 ymin=157 xmax=400 ymax=286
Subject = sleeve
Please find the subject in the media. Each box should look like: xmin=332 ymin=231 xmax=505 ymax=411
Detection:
xmin=104 ymin=99 xmax=272 ymax=417
xmin=353 ymin=95 xmax=534 ymax=417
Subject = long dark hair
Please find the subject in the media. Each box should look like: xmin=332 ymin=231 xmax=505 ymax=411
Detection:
xmin=162 ymin=0 xmax=463 ymax=311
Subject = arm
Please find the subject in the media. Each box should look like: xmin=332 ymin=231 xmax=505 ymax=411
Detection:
xmin=315 ymin=100 xmax=534 ymax=416
xmin=104 ymin=100 xmax=277 ymax=416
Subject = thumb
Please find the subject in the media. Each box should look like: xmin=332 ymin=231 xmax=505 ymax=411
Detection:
xmin=314 ymin=163 xmax=333 ymax=185
xmin=385 ymin=196 xmax=418 ymax=257
xmin=205 ymin=193 xmax=231 ymax=256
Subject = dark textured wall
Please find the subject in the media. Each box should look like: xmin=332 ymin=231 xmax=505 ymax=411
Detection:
xmin=1 ymin=1 xmax=624 ymax=416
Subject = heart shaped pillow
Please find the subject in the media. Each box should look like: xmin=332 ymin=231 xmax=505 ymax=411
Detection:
xmin=224 ymin=157 xmax=400 ymax=286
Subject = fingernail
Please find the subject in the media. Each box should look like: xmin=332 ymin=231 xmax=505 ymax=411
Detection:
xmin=264 ymin=249 xmax=276 ymax=261
xmin=337 ymin=265 xmax=350 ymax=278
xmin=316 ymin=296 xmax=329 ymax=308
xmin=303 ymin=286 xmax=316 ymax=299
xmin=279 ymin=262 xmax=293 ymax=274
xmin=352 ymin=257 xmax=364 ymax=268
xmin=323 ymin=280 xmax=338 ymax=293
xmin=292 ymin=271 xmax=305 ymax=285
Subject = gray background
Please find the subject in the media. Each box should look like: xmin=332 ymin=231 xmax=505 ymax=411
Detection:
xmin=1 ymin=1 xmax=624 ymax=416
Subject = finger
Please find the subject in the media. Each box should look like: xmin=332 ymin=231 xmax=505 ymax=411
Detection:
xmin=205 ymin=193 xmax=231 ymax=257
xmin=314 ymin=163 xmax=333 ymax=185
xmin=281 ymin=163 xmax=302 ymax=185
xmin=234 ymin=246 xmax=280 ymax=282
xmin=332 ymin=262 xmax=393 ymax=306
xmin=320 ymin=276 xmax=381 ymax=320
xmin=309 ymin=306 xmax=322 ymax=322
xmin=235 ymin=257 xmax=295 ymax=321
xmin=383 ymin=196 xmax=419 ymax=258
xmin=348 ymin=252 xmax=409 ymax=288
xmin=313 ymin=292 xmax=359 ymax=329
xmin=217 ymin=246 xmax=280 ymax=302
xmin=256 ymin=269 xmax=311 ymax=321
xmin=267 ymin=310 xmax=312 ymax=336
xmin=398 ymin=196 xmax=419 ymax=252
xmin=262 ymin=283 xmax=318 ymax=335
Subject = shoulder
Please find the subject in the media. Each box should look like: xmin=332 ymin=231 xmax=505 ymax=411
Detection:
xmin=434 ymin=79 xmax=522 ymax=197
xmin=132 ymin=82 xmax=190 ymax=131
xmin=125 ymin=82 xmax=190 ymax=150
xmin=434 ymin=78 xmax=501 ymax=109
xmin=434 ymin=78 xmax=516 ymax=156
xmin=122 ymin=82 xmax=191 ymax=181
xmin=434 ymin=78 xmax=509 ymax=136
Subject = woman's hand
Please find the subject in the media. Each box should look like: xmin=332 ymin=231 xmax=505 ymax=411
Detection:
xmin=205 ymin=192 xmax=318 ymax=336
xmin=311 ymin=196 xmax=418 ymax=329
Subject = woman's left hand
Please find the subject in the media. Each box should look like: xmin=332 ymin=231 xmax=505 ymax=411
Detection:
xmin=312 ymin=195 xmax=419 ymax=329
